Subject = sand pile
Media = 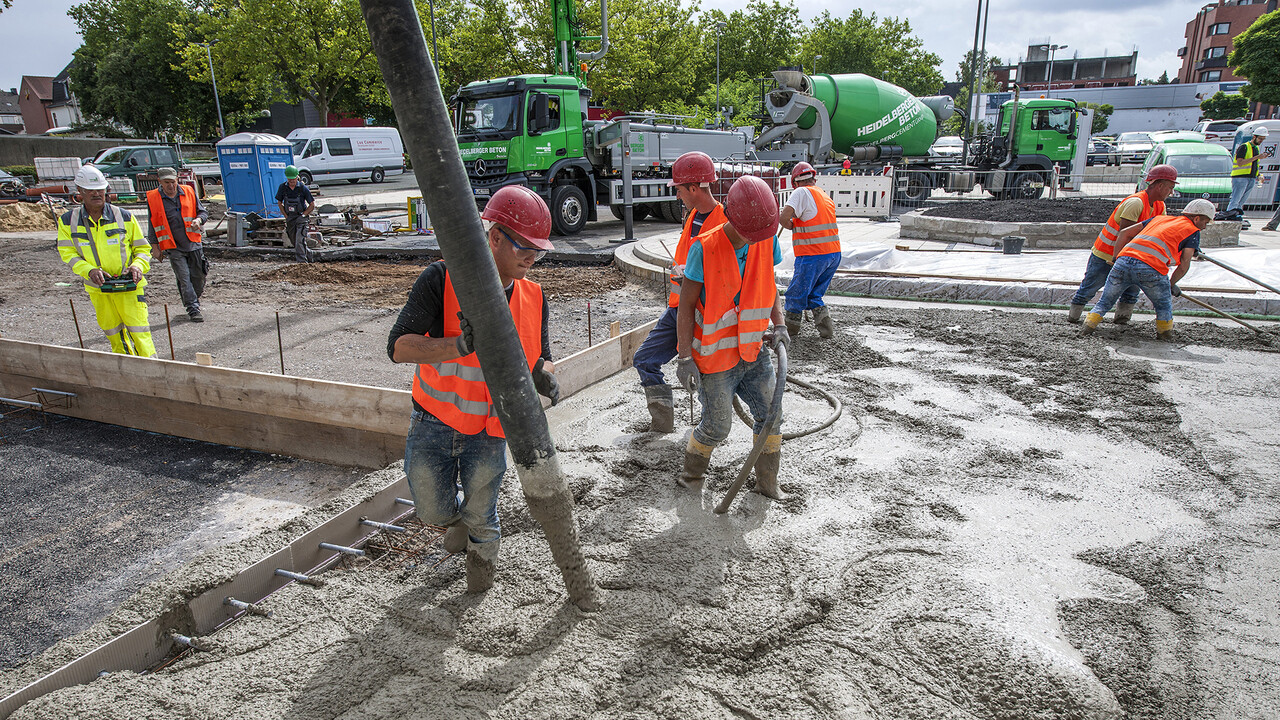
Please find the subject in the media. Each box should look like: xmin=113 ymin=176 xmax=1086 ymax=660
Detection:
xmin=0 ymin=203 xmax=57 ymax=232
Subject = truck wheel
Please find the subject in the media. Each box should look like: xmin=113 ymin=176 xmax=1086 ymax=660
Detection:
xmin=371 ymin=168 xmax=385 ymax=183
xmin=551 ymin=184 xmax=588 ymax=235
xmin=610 ymin=205 xmax=651 ymax=222
xmin=660 ymin=201 xmax=683 ymax=223
xmin=1009 ymin=172 xmax=1045 ymax=200
xmin=299 ymin=170 xmax=313 ymax=185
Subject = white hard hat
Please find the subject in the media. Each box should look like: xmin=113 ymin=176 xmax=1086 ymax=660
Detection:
xmin=1252 ymin=126 xmax=1270 ymax=138
xmin=74 ymin=164 xmax=109 ymax=190
xmin=1182 ymin=198 xmax=1217 ymax=220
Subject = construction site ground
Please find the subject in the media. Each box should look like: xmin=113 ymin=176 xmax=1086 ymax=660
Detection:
xmin=2 ymin=210 xmax=1280 ymax=717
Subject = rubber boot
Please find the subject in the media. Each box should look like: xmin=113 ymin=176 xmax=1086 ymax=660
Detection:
xmin=784 ymin=310 xmax=803 ymax=336
xmin=442 ymin=524 xmax=468 ymax=554
xmin=678 ymin=435 xmax=715 ymax=488
xmin=1067 ymin=304 xmax=1085 ymax=324
xmin=751 ymin=434 xmax=784 ymax=499
xmin=1156 ymin=319 xmax=1175 ymax=342
xmin=466 ymin=547 xmax=496 ymax=594
xmin=644 ymin=384 xmax=675 ymax=433
xmin=1113 ymin=303 xmax=1136 ymax=325
xmin=812 ymin=306 xmax=834 ymax=339
xmin=1081 ymin=312 xmax=1103 ymax=336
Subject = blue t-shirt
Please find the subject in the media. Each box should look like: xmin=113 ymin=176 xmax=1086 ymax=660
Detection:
xmin=1134 ymin=217 xmax=1200 ymax=254
xmin=683 ymin=231 xmax=782 ymax=305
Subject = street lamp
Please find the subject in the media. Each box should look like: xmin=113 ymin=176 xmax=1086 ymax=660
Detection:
xmin=814 ymin=54 xmax=823 ymax=76
xmin=715 ymin=21 xmax=726 ymax=128
xmin=427 ymin=0 xmax=439 ymax=79
xmin=197 ymin=41 xmax=226 ymax=138
xmin=1047 ymin=43 xmax=1067 ymax=96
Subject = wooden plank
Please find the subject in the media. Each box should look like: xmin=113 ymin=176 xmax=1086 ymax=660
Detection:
xmin=554 ymin=320 xmax=657 ymax=398
xmin=609 ymin=320 xmax=621 ymax=338
xmin=835 ymin=269 xmax=1256 ymax=295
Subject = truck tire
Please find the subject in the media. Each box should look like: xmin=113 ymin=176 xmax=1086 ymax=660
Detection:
xmin=298 ymin=170 xmax=313 ymax=185
xmin=660 ymin=200 xmax=683 ymax=223
xmin=1008 ymin=171 xmax=1045 ymax=200
xmin=610 ymin=204 xmax=651 ymax=222
xmin=551 ymin=184 xmax=588 ymax=235
xmin=371 ymin=168 xmax=385 ymax=183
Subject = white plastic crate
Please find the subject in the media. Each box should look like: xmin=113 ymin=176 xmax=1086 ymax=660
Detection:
xmin=34 ymin=157 xmax=83 ymax=182
xmin=107 ymin=177 xmax=134 ymax=194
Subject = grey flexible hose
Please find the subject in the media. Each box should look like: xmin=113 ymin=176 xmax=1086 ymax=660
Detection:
xmin=732 ymin=372 xmax=842 ymax=440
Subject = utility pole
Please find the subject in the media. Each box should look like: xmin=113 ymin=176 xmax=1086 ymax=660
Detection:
xmin=962 ymin=0 xmax=984 ymax=166
xmin=1047 ymin=43 xmax=1068 ymax=97
xmin=715 ymin=21 xmax=726 ymax=129
xmin=198 ymin=41 xmax=226 ymax=138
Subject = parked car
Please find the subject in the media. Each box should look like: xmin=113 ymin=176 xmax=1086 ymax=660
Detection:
xmin=1086 ymin=138 xmax=1119 ymax=166
xmin=928 ymin=135 xmax=964 ymax=161
xmin=1194 ymin=119 xmax=1245 ymax=149
xmin=89 ymin=145 xmax=184 ymax=192
xmin=1148 ymin=130 xmax=1206 ymax=144
xmin=1116 ymin=132 xmax=1155 ymax=164
xmin=1138 ymin=137 xmax=1232 ymax=211
xmin=0 ymin=167 xmax=25 ymax=198
xmin=286 ymin=126 xmax=405 ymax=185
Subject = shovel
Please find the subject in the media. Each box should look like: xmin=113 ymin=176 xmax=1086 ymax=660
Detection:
xmin=1195 ymin=250 xmax=1280 ymax=296
xmin=1180 ymin=291 xmax=1262 ymax=333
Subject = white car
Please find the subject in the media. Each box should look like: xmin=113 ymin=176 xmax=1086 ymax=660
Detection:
xmin=1115 ymin=132 xmax=1154 ymax=164
xmin=1194 ymin=119 xmax=1244 ymax=149
xmin=928 ymin=135 xmax=964 ymax=161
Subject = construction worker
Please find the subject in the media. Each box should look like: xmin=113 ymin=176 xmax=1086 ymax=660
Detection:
xmin=276 ymin=166 xmax=315 ymax=263
xmin=1083 ymin=198 xmax=1216 ymax=342
xmin=1067 ymin=164 xmax=1177 ymax=324
xmin=779 ymin=162 xmax=840 ymax=339
xmin=56 ymin=165 xmax=156 ymax=356
xmin=387 ymin=185 xmax=560 ymax=594
xmin=147 ymin=167 xmax=209 ymax=322
xmin=632 ymin=151 xmax=727 ymax=433
xmin=1226 ymin=126 xmax=1271 ymax=219
xmin=675 ymin=174 xmax=789 ymax=498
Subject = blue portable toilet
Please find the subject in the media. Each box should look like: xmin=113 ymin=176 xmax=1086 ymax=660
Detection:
xmin=216 ymin=132 xmax=294 ymax=218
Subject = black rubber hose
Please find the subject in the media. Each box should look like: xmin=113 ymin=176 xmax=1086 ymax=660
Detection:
xmin=359 ymin=0 xmax=598 ymax=610
xmin=733 ymin=373 xmax=842 ymax=440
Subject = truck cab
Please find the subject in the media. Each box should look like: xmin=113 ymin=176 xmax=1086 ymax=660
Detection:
xmin=454 ymin=74 xmax=597 ymax=235
xmin=977 ymin=98 xmax=1084 ymax=198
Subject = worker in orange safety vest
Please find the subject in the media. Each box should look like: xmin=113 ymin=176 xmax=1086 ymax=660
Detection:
xmin=674 ymin=175 xmax=789 ymax=499
xmin=387 ymin=185 xmax=561 ymax=594
xmin=147 ymin=167 xmax=209 ymax=322
xmin=779 ymin=162 xmax=841 ymax=339
xmin=632 ymin=151 xmax=728 ymax=433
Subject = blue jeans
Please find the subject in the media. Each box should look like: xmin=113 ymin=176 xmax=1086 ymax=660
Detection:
xmin=1090 ymin=256 xmax=1174 ymax=322
xmin=633 ymin=306 xmax=678 ymax=387
xmin=694 ymin=351 xmax=779 ymax=447
xmin=1227 ymin=176 xmax=1254 ymax=213
xmin=404 ymin=410 xmax=507 ymax=560
xmin=1070 ymin=253 xmax=1138 ymax=307
xmin=785 ymin=252 xmax=841 ymax=314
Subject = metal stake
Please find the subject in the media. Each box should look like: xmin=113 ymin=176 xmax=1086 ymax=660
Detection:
xmin=69 ymin=299 xmax=84 ymax=349
xmin=360 ymin=517 xmax=407 ymax=533
xmin=171 ymin=632 xmax=209 ymax=651
xmin=394 ymin=497 xmax=416 ymax=506
xmin=587 ymin=301 xmax=593 ymax=346
xmin=164 ymin=304 xmax=175 ymax=360
xmin=275 ymin=311 xmax=285 ymax=374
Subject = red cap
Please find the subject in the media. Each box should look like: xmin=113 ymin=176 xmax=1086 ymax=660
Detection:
xmin=1145 ymin=164 xmax=1178 ymax=183
xmin=724 ymin=175 xmax=779 ymax=243
xmin=667 ymin=151 xmax=717 ymax=187
xmin=481 ymin=185 xmax=553 ymax=249
xmin=791 ymin=162 xmax=817 ymax=183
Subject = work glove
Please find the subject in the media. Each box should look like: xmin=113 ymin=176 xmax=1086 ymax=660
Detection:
xmin=763 ymin=324 xmax=791 ymax=352
xmin=191 ymin=218 xmax=204 ymax=233
xmin=676 ymin=356 xmax=701 ymax=393
xmin=532 ymin=357 xmax=560 ymax=406
xmin=455 ymin=312 xmax=475 ymax=357
xmin=1170 ymin=282 xmax=1182 ymax=297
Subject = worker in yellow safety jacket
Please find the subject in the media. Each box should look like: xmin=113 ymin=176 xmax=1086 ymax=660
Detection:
xmin=56 ymin=165 xmax=155 ymax=357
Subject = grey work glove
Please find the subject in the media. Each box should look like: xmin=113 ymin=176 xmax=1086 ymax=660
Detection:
xmin=676 ymin=356 xmax=701 ymax=392
xmin=763 ymin=324 xmax=791 ymax=352
xmin=532 ymin=357 xmax=560 ymax=406
xmin=455 ymin=312 xmax=475 ymax=357
xmin=1170 ymin=282 xmax=1182 ymax=297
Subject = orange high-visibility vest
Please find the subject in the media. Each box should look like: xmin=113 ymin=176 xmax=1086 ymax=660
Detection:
xmin=412 ymin=272 xmax=544 ymax=437
xmin=1093 ymin=191 xmax=1163 ymax=260
xmin=146 ymin=185 xmax=202 ymax=251
xmin=1118 ymin=215 xmax=1200 ymax=275
xmin=692 ymin=224 xmax=778 ymax=374
xmin=669 ymin=203 xmax=727 ymax=308
xmin=790 ymin=185 xmax=841 ymax=256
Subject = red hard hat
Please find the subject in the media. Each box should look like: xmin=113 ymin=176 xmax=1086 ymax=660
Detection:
xmin=1145 ymin=164 xmax=1178 ymax=183
xmin=791 ymin=162 xmax=817 ymax=183
xmin=481 ymin=185 xmax=553 ymax=249
xmin=724 ymin=175 xmax=779 ymax=243
xmin=667 ymin=151 xmax=717 ymax=187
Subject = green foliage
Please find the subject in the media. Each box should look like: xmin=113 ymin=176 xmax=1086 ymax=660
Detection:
xmin=581 ymin=0 xmax=705 ymax=112
xmin=1199 ymin=91 xmax=1248 ymax=120
xmin=1081 ymin=102 xmax=1114 ymax=134
xmin=803 ymin=10 xmax=942 ymax=97
xmin=2 ymin=165 xmax=36 ymax=179
xmin=942 ymin=50 xmax=1002 ymax=136
xmin=1140 ymin=70 xmax=1171 ymax=85
xmin=1231 ymin=10 xmax=1280 ymax=107
xmin=700 ymin=1 xmax=802 ymax=87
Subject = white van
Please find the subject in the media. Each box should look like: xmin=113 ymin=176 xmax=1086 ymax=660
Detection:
xmin=286 ymin=126 xmax=405 ymax=185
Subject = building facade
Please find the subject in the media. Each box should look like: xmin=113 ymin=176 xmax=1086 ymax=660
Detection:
xmin=1178 ymin=0 xmax=1277 ymax=120
xmin=993 ymin=45 xmax=1138 ymax=92
xmin=17 ymin=64 xmax=83 ymax=135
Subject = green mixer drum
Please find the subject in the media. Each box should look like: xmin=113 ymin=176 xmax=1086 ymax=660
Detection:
xmin=807 ymin=73 xmax=938 ymax=157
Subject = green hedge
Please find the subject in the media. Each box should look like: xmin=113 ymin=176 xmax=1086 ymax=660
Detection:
xmin=1 ymin=165 xmax=36 ymax=179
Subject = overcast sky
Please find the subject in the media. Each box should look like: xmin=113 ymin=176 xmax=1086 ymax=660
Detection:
xmin=1 ymin=0 xmax=1210 ymax=95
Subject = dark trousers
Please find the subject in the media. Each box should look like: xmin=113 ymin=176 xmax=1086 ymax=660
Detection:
xmin=633 ymin=306 xmax=679 ymax=387
xmin=286 ymin=216 xmax=312 ymax=262
xmin=168 ymin=248 xmax=206 ymax=314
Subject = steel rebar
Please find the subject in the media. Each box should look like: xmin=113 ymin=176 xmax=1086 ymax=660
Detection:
xmin=68 ymin=299 xmax=83 ymax=349
xmin=275 ymin=311 xmax=285 ymax=374
xmin=319 ymin=541 xmax=366 ymax=557
xmin=224 ymin=596 xmax=273 ymax=618
xmin=164 ymin=304 xmax=175 ymax=360
xmin=274 ymin=568 xmax=324 ymax=587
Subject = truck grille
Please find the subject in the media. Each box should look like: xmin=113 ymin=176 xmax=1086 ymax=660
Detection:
xmin=467 ymin=159 xmax=508 ymax=186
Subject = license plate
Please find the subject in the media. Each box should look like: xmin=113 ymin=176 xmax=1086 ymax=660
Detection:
xmin=473 ymin=188 xmax=490 ymax=196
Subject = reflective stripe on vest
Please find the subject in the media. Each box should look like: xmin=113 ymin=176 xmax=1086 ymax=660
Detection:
xmin=791 ymin=185 xmax=841 ymax=256
xmin=147 ymin=186 xmax=202 ymax=251
xmin=1118 ymin=215 xmax=1199 ymax=275
xmin=692 ymin=226 xmax=778 ymax=374
xmin=1092 ymin=192 xmax=1163 ymax=258
xmin=66 ymin=205 xmax=131 ymax=273
xmin=1232 ymin=142 xmax=1256 ymax=177
xmin=669 ymin=204 xmax=727 ymax=307
xmin=411 ymin=272 xmax=544 ymax=437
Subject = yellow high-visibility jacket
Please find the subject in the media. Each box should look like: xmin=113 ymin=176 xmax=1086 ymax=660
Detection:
xmin=57 ymin=204 xmax=151 ymax=292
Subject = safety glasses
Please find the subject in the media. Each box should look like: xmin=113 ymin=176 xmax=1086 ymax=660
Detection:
xmin=498 ymin=227 xmax=547 ymax=261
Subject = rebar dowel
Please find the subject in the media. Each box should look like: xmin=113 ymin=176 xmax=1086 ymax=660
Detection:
xmin=275 ymin=311 xmax=285 ymax=374
xmin=360 ymin=517 xmax=407 ymax=533
xmin=224 ymin=596 xmax=273 ymax=618
xmin=69 ymin=299 xmax=84 ymax=349
xmin=319 ymin=542 xmax=366 ymax=557
xmin=164 ymin=304 xmax=175 ymax=360
xmin=171 ymin=633 xmax=209 ymax=651
xmin=274 ymin=568 xmax=324 ymax=587
xmin=394 ymin=497 xmax=416 ymax=506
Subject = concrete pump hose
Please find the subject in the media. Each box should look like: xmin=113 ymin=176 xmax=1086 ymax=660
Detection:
xmin=732 ymin=373 xmax=843 ymax=440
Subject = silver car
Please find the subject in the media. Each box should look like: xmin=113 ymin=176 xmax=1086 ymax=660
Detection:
xmin=1116 ymin=132 xmax=1154 ymax=164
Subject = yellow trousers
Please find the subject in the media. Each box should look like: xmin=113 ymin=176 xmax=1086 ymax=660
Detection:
xmin=88 ymin=289 xmax=156 ymax=357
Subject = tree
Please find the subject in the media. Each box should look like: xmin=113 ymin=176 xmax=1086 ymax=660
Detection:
xmin=942 ymin=50 xmax=1002 ymax=136
xmin=1081 ymin=102 xmax=1114 ymax=134
xmin=576 ymin=0 xmax=705 ymax=112
xmin=698 ymin=1 xmax=803 ymax=88
xmin=802 ymin=10 xmax=943 ymax=97
xmin=1140 ymin=70 xmax=1171 ymax=85
xmin=1230 ymin=9 xmax=1280 ymax=107
xmin=1200 ymin=91 xmax=1248 ymax=120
